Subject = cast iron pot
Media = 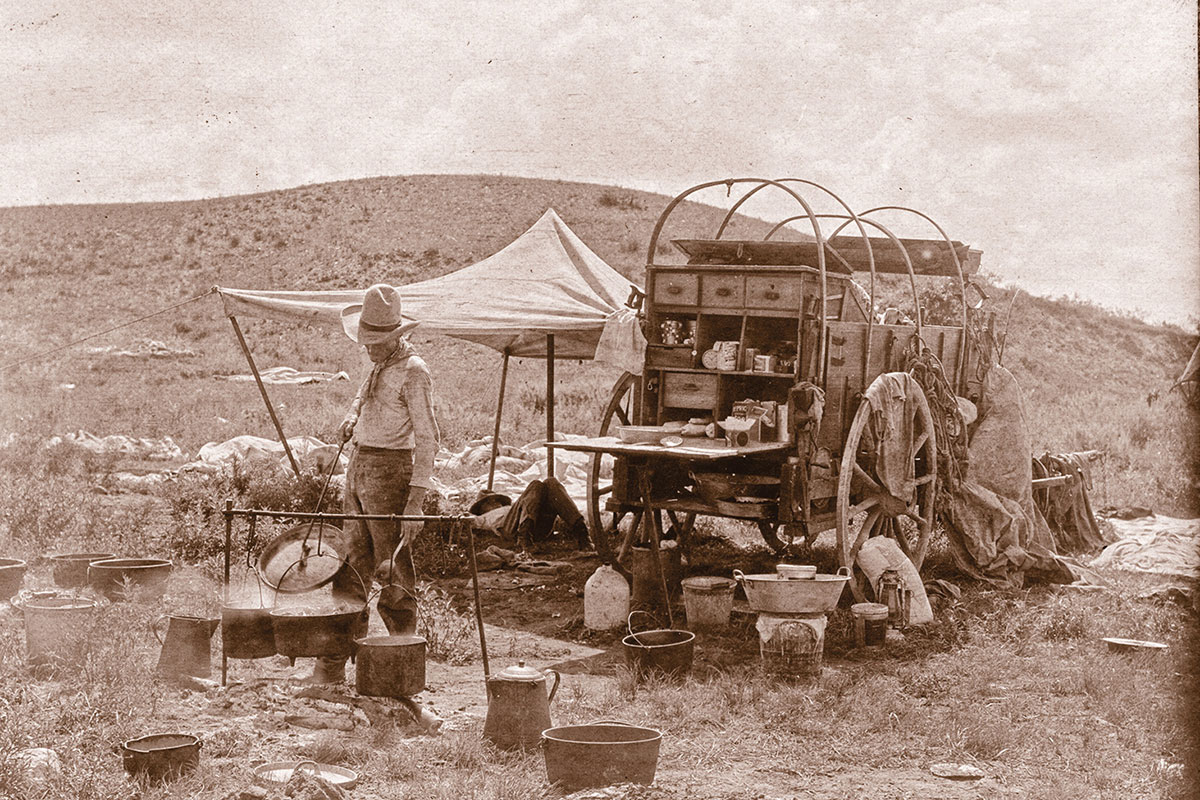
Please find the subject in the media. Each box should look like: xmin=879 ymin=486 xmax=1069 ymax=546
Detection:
xmin=0 ymin=559 xmax=27 ymax=601
xmin=221 ymin=604 xmax=277 ymax=660
xmin=88 ymin=558 xmax=173 ymax=601
xmin=50 ymin=552 xmax=116 ymax=588
xmin=121 ymin=733 xmax=201 ymax=782
xmin=271 ymin=604 xmax=368 ymax=664
xmin=541 ymin=722 xmax=661 ymax=790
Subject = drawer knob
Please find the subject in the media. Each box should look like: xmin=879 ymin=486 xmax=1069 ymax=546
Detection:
xmin=681 ymin=383 xmax=698 ymax=391
xmin=715 ymin=287 xmax=731 ymax=297
xmin=667 ymin=285 xmax=682 ymax=295
xmin=764 ymin=290 xmax=780 ymax=300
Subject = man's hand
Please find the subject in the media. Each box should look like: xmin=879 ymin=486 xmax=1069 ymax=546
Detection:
xmin=395 ymin=487 xmax=427 ymax=553
xmin=338 ymin=417 xmax=357 ymax=443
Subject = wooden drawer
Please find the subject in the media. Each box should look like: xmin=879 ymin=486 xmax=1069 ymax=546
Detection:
xmin=700 ymin=274 xmax=743 ymax=307
xmin=661 ymin=372 xmax=718 ymax=409
xmin=746 ymin=275 xmax=803 ymax=309
xmin=653 ymin=272 xmax=698 ymax=306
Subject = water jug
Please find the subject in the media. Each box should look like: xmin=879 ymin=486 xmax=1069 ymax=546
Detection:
xmin=584 ymin=563 xmax=630 ymax=630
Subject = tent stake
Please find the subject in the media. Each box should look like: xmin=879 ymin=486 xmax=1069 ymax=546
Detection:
xmin=228 ymin=315 xmax=302 ymax=477
xmin=486 ymin=350 xmax=510 ymax=492
xmin=546 ymin=334 xmax=555 ymax=479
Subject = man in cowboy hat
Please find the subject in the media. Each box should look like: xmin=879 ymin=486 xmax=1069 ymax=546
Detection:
xmin=307 ymin=284 xmax=440 ymax=684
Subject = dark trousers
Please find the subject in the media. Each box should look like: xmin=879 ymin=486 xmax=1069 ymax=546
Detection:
xmin=336 ymin=446 xmax=417 ymax=635
xmin=500 ymin=477 xmax=584 ymax=547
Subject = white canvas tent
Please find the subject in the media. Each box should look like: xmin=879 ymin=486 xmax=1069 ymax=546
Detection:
xmin=216 ymin=208 xmax=644 ymax=483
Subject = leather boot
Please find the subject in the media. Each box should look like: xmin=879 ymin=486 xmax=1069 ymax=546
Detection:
xmin=300 ymin=656 xmax=346 ymax=684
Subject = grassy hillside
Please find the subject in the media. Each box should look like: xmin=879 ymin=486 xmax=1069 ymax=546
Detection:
xmin=0 ymin=174 xmax=1195 ymax=514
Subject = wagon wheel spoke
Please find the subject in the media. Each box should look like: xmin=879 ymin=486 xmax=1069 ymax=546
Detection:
xmin=852 ymin=463 xmax=884 ymax=495
xmin=848 ymin=494 xmax=880 ymax=518
xmin=847 ymin=506 xmax=884 ymax=566
xmin=615 ymin=509 xmax=643 ymax=563
xmin=588 ymin=371 xmax=638 ymax=566
xmin=913 ymin=474 xmax=935 ymax=487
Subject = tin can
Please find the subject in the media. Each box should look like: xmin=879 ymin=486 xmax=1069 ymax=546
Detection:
xmin=741 ymin=348 xmax=759 ymax=371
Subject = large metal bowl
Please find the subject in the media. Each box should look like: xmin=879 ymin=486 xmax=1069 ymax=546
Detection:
xmin=733 ymin=568 xmax=850 ymax=614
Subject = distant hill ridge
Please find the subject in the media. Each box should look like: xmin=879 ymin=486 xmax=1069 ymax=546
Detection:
xmin=0 ymin=174 xmax=1194 ymax=515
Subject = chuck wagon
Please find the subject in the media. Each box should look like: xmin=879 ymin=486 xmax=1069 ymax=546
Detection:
xmin=558 ymin=178 xmax=995 ymax=601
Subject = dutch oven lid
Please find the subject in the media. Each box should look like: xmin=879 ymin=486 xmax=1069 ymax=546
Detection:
xmin=256 ymin=523 xmax=347 ymax=594
xmin=494 ymin=660 xmax=544 ymax=681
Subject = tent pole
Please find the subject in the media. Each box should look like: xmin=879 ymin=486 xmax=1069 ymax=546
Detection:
xmin=486 ymin=350 xmax=511 ymax=492
xmin=228 ymin=315 xmax=302 ymax=478
xmin=546 ymin=334 xmax=555 ymax=479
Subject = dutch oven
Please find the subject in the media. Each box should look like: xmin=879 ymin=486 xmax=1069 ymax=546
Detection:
xmin=121 ymin=733 xmax=201 ymax=782
xmin=271 ymin=603 xmax=368 ymax=664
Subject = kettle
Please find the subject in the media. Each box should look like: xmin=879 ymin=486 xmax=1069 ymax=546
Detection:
xmin=482 ymin=661 xmax=560 ymax=750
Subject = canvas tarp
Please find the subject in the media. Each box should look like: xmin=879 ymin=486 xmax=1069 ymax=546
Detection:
xmin=941 ymin=366 xmax=1075 ymax=587
xmin=217 ymin=208 xmax=644 ymax=364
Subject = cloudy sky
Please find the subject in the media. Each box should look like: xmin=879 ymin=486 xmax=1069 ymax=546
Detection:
xmin=4 ymin=1 xmax=1197 ymax=324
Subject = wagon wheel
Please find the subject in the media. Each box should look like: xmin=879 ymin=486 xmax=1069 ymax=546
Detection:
xmin=757 ymin=522 xmax=790 ymax=553
xmin=585 ymin=372 xmax=695 ymax=572
xmin=835 ymin=379 xmax=937 ymax=603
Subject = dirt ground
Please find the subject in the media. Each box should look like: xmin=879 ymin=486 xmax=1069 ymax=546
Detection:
xmin=185 ymin=543 xmax=1019 ymax=799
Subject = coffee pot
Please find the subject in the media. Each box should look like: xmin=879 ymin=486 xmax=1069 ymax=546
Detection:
xmin=153 ymin=614 xmax=220 ymax=678
xmin=877 ymin=569 xmax=910 ymax=628
xmin=482 ymin=661 xmax=560 ymax=750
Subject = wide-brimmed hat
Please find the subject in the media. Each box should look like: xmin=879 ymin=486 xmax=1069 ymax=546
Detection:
xmin=341 ymin=284 xmax=419 ymax=345
xmin=469 ymin=491 xmax=513 ymax=516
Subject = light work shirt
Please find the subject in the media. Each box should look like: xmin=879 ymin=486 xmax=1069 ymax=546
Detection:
xmin=345 ymin=340 xmax=440 ymax=488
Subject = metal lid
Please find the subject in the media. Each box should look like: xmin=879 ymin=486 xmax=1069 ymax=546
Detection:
xmin=254 ymin=760 xmax=359 ymax=790
xmin=356 ymin=634 xmax=426 ymax=647
xmin=256 ymin=523 xmax=347 ymax=593
xmin=494 ymin=660 xmax=545 ymax=681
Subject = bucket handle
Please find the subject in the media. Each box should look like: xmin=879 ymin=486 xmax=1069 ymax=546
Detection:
xmin=836 ymin=566 xmax=850 ymax=578
xmin=292 ymin=760 xmax=320 ymax=778
xmin=544 ymin=668 xmax=560 ymax=704
xmin=151 ymin=614 xmax=169 ymax=644
xmin=626 ymin=609 xmax=658 ymax=638
xmin=732 ymin=569 xmax=746 ymax=585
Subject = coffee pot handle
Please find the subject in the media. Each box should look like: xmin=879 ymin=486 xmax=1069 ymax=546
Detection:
xmin=544 ymin=669 xmax=561 ymax=703
xmin=151 ymin=615 xmax=169 ymax=644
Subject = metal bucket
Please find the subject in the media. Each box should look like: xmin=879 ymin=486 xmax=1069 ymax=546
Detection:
xmin=622 ymin=629 xmax=695 ymax=682
xmin=50 ymin=552 xmax=115 ymax=588
xmin=541 ymin=722 xmax=661 ymax=790
xmin=221 ymin=605 xmax=277 ymax=660
xmin=23 ymin=596 xmax=98 ymax=667
xmin=681 ymin=576 xmax=735 ymax=629
xmin=354 ymin=635 xmax=426 ymax=698
xmin=121 ymin=734 xmax=201 ymax=782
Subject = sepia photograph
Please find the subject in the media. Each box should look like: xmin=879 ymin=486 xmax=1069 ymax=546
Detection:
xmin=1 ymin=2 xmax=1197 ymax=798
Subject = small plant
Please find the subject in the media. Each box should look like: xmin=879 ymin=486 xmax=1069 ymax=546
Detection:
xmin=597 ymin=191 xmax=644 ymax=211
xmin=414 ymin=581 xmax=475 ymax=665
